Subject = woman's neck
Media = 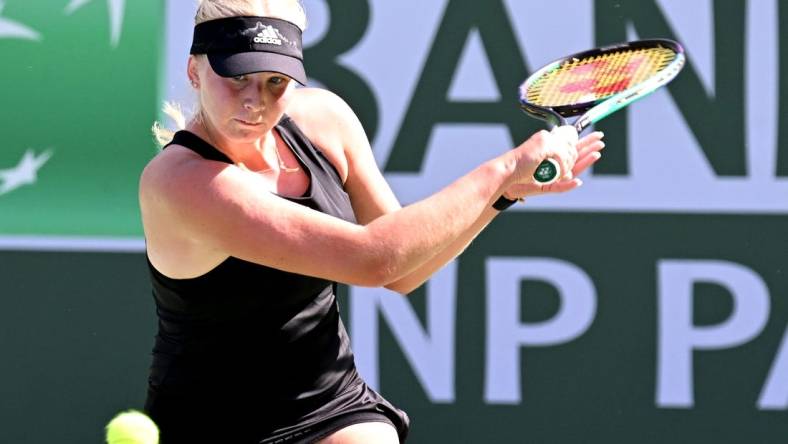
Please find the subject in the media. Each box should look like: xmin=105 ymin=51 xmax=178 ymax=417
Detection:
xmin=185 ymin=119 xmax=299 ymax=174
xmin=189 ymin=121 xmax=274 ymax=163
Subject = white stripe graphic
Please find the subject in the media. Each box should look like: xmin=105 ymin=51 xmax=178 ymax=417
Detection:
xmin=0 ymin=236 xmax=145 ymax=252
xmin=64 ymin=0 xmax=126 ymax=47
xmin=0 ymin=0 xmax=41 ymax=41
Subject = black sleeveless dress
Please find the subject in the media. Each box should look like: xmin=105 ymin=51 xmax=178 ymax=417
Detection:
xmin=144 ymin=116 xmax=409 ymax=444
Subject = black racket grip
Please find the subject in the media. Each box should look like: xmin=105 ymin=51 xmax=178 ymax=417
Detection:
xmin=533 ymin=158 xmax=560 ymax=184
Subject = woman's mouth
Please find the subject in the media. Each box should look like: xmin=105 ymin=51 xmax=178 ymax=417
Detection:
xmin=235 ymin=118 xmax=263 ymax=127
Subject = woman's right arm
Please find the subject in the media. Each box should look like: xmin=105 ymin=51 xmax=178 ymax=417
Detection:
xmin=139 ymin=129 xmax=575 ymax=287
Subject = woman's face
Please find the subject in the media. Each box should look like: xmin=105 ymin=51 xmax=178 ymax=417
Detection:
xmin=190 ymin=56 xmax=294 ymax=143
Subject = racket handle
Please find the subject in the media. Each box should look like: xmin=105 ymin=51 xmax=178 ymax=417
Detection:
xmin=533 ymin=158 xmax=560 ymax=184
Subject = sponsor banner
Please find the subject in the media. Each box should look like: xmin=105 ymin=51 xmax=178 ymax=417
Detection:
xmin=350 ymin=212 xmax=788 ymax=442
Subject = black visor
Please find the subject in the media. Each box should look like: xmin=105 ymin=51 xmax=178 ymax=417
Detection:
xmin=190 ymin=16 xmax=306 ymax=85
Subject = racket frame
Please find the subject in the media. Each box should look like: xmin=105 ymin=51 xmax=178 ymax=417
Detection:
xmin=519 ymin=38 xmax=686 ymax=133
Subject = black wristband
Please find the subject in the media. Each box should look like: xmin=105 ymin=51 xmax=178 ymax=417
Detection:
xmin=492 ymin=195 xmax=518 ymax=211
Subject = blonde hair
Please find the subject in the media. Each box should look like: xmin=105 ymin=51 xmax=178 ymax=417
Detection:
xmin=152 ymin=0 xmax=307 ymax=147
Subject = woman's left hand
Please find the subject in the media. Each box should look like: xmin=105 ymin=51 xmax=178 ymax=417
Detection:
xmin=501 ymin=130 xmax=605 ymax=200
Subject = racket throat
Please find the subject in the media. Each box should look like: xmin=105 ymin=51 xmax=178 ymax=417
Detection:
xmin=520 ymin=103 xmax=567 ymax=129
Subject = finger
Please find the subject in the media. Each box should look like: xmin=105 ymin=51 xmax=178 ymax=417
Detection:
xmin=576 ymin=140 xmax=605 ymax=160
xmin=576 ymin=134 xmax=603 ymax=155
xmin=553 ymin=178 xmax=583 ymax=193
xmin=577 ymin=131 xmax=604 ymax=150
xmin=572 ymin=151 xmax=602 ymax=176
xmin=541 ymin=177 xmax=582 ymax=194
xmin=563 ymin=140 xmax=578 ymax=179
xmin=578 ymin=130 xmax=604 ymax=143
xmin=552 ymin=154 xmax=573 ymax=181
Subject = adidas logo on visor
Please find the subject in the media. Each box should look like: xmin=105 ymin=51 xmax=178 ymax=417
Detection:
xmin=254 ymin=25 xmax=281 ymax=45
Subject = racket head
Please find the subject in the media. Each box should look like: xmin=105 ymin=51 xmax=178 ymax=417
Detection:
xmin=519 ymin=39 xmax=685 ymax=131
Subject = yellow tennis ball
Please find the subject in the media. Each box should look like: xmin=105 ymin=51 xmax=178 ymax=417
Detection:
xmin=105 ymin=410 xmax=159 ymax=444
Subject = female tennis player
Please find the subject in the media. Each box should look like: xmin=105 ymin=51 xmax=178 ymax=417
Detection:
xmin=139 ymin=0 xmax=604 ymax=442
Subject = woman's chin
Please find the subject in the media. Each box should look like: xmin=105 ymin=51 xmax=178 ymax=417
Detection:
xmin=230 ymin=121 xmax=271 ymax=138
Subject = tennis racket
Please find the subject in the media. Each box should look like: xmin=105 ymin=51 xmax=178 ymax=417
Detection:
xmin=519 ymin=38 xmax=686 ymax=183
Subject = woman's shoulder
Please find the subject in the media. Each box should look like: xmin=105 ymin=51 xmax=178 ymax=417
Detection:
xmin=286 ymin=87 xmax=358 ymax=130
xmin=139 ymin=139 xmax=225 ymax=208
xmin=142 ymin=140 xmax=196 ymax=179
xmin=286 ymin=87 xmax=370 ymax=149
xmin=286 ymin=88 xmax=364 ymax=183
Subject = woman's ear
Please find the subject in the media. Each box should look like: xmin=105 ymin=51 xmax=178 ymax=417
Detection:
xmin=187 ymin=55 xmax=200 ymax=89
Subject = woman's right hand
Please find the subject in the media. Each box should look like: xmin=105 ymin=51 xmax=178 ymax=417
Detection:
xmin=510 ymin=125 xmax=580 ymax=186
xmin=502 ymin=129 xmax=605 ymax=199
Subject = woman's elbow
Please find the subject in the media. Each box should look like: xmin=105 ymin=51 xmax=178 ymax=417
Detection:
xmin=350 ymin=230 xmax=412 ymax=291
xmin=347 ymin=255 xmax=417 ymax=294
xmin=347 ymin=254 xmax=395 ymax=288
xmin=348 ymin=235 xmax=400 ymax=287
xmin=383 ymin=280 xmax=418 ymax=296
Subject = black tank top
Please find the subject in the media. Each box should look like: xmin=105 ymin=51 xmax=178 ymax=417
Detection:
xmin=146 ymin=115 xmax=360 ymax=430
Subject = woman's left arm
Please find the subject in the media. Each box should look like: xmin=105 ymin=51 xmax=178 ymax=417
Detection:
xmin=289 ymin=88 xmax=603 ymax=295
xmin=381 ymin=131 xmax=604 ymax=294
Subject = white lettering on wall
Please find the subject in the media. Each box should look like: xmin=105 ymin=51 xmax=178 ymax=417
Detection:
xmin=656 ymin=260 xmax=770 ymax=407
xmin=484 ymin=257 xmax=597 ymax=404
xmin=350 ymin=261 xmax=457 ymax=402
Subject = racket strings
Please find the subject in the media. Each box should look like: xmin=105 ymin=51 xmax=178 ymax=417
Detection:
xmin=526 ymin=47 xmax=677 ymax=107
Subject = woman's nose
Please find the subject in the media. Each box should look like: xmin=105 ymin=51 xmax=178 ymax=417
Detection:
xmin=243 ymin=100 xmax=262 ymax=112
xmin=243 ymin=83 xmax=266 ymax=111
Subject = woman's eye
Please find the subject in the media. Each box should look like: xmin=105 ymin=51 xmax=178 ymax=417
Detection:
xmin=269 ymin=76 xmax=285 ymax=85
xmin=232 ymin=75 xmax=247 ymax=82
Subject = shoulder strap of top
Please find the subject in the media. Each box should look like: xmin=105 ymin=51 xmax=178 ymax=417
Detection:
xmin=276 ymin=116 xmax=344 ymax=185
xmin=164 ymin=130 xmax=232 ymax=164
